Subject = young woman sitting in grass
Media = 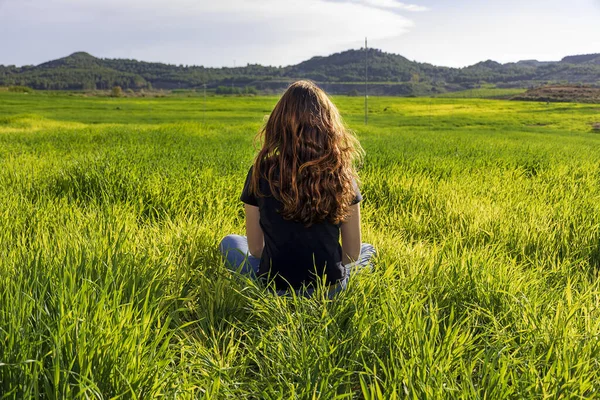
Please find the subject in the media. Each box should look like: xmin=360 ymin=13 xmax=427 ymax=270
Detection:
xmin=219 ymin=80 xmax=375 ymax=296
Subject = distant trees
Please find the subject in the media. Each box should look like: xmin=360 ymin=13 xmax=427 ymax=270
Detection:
xmin=1 ymin=50 xmax=599 ymax=95
xmin=216 ymin=86 xmax=258 ymax=95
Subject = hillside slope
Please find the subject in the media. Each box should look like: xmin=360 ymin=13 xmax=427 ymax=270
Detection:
xmin=1 ymin=49 xmax=599 ymax=94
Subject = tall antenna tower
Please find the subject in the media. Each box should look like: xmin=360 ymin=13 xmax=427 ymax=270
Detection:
xmin=365 ymin=37 xmax=368 ymax=125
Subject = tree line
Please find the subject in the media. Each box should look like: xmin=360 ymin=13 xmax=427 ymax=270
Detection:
xmin=1 ymin=49 xmax=598 ymax=94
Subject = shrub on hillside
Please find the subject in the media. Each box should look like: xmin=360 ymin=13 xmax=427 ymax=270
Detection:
xmin=111 ymin=86 xmax=123 ymax=97
xmin=8 ymin=85 xmax=34 ymax=93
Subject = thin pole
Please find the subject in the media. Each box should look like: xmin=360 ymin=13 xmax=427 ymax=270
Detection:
xmin=232 ymin=60 xmax=236 ymax=92
xmin=365 ymin=37 xmax=368 ymax=125
xmin=203 ymin=83 xmax=207 ymax=125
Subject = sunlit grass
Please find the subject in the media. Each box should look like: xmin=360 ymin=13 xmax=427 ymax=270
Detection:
xmin=1 ymin=92 xmax=600 ymax=397
xmin=435 ymin=88 xmax=527 ymax=99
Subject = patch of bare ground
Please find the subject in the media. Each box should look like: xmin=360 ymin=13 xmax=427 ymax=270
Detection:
xmin=512 ymin=85 xmax=600 ymax=104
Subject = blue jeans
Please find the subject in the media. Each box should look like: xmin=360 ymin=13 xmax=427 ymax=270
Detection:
xmin=218 ymin=234 xmax=376 ymax=297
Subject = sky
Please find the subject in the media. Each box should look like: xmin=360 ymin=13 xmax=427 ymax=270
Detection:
xmin=0 ymin=0 xmax=599 ymax=68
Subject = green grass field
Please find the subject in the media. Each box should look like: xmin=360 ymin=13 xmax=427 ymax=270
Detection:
xmin=434 ymin=88 xmax=527 ymax=99
xmin=1 ymin=92 xmax=600 ymax=398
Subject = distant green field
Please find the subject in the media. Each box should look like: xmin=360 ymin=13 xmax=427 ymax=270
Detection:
xmin=435 ymin=87 xmax=527 ymax=99
xmin=1 ymin=92 xmax=600 ymax=398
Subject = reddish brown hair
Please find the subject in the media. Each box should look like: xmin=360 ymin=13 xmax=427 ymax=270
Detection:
xmin=251 ymin=80 xmax=363 ymax=226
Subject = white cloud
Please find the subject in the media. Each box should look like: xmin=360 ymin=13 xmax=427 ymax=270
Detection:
xmin=48 ymin=0 xmax=426 ymax=13
xmin=326 ymin=0 xmax=428 ymax=12
xmin=0 ymin=0 xmax=416 ymax=66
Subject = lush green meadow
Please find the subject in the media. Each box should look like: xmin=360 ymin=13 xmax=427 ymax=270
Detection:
xmin=434 ymin=88 xmax=527 ymax=99
xmin=1 ymin=91 xmax=600 ymax=398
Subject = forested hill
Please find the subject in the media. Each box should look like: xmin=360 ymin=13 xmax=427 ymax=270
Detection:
xmin=1 ymin=49 xmax=599 ymax=95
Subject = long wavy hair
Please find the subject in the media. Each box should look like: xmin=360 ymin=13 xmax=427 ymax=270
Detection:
xmin=250 ymin=80 xmax=363 ymax=226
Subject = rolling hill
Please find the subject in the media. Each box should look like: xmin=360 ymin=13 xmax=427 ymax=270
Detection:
xmin=1 ymin=49 xmax=599 ymax=95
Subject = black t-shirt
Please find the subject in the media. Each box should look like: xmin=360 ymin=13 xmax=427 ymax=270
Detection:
xmin=240 ymin=166 xmax=362 ymax=290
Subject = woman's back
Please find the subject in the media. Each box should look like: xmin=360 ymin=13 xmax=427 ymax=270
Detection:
xmin=241 ymin=166 xmax=362 ymax=289
xmin=219 ymin=80 xmax=374 ymax=295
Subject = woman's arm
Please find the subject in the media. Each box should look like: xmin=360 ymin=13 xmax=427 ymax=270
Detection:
xmin=341 ymin=203 xmax=361 ymax=265
xmin=245 ymin=204 xmax=264 ymax=258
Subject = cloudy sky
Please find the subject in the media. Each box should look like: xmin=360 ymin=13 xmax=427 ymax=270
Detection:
xmin=1 ymin=0 xmax=599 ymax=68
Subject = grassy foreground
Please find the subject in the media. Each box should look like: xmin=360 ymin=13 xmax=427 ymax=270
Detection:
xmin=1 ymin=92 xmax=600 ymax=398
